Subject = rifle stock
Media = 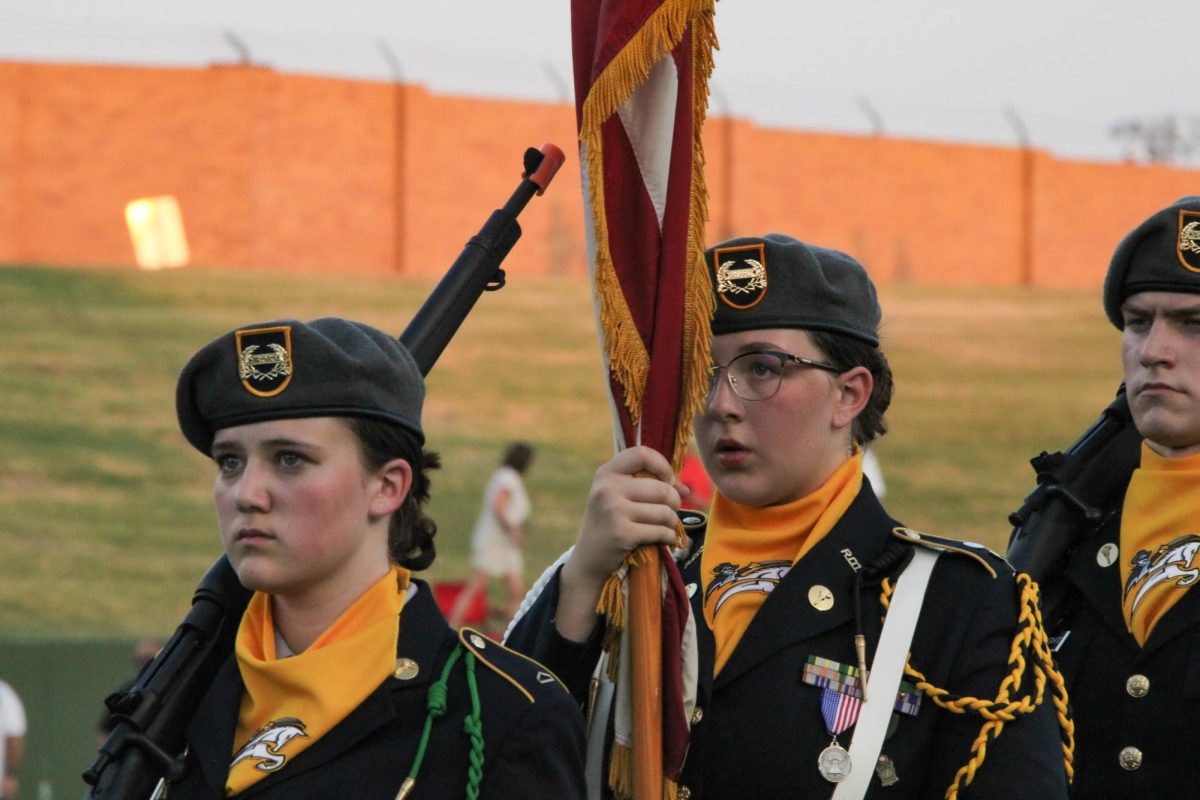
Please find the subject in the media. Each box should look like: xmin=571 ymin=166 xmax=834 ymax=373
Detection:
xmin=83 ymin=143 xmax=565 ymax=798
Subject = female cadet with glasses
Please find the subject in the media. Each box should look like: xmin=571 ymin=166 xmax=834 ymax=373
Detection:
xmin=506 ymin=234 xmax=1071 ymax=799
xmin=157 ymin=317 xmax=585 ymax=799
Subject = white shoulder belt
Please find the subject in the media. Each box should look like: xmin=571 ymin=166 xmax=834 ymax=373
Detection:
xmin=832 ymin=548 xmax=940 ymax=799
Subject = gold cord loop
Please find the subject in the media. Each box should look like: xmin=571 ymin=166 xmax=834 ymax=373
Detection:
xmin=879 ymin=572 xmax=1074 ymax=798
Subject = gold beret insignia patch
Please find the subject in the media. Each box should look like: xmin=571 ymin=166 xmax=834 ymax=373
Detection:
xmin=713 ymin=242 xmax=768 ymax=310
xmin=1178 ymin=210 xmax=1200 ymax=273
xmin=236 ymin=325 xmax=294 ymax=397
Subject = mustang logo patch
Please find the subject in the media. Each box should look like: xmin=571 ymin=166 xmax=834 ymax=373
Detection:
xmin=231 ymin=717 xmax=309 ymax=773
xmin=1123 ymin=533 xmax=1200 ymax=614
xmin=705 ymin=560 xmax=791 ymax=614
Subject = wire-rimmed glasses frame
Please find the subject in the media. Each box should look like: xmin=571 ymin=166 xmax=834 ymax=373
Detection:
xmin=706 ymin=349 xmax=842 ymax=402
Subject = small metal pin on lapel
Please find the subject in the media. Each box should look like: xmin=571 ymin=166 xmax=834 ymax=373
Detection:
xmin=393 ymin=658 xmax=419 ymax=680
xmin=469 ymin=633 xmax=488 ymax=649
xmin=1096 ymin=542 xmax=1119 ymax=568
xmin=875 ymin=754 xmax=899 ymax=786
xmin=808 ymin=585 xmax=835 ymax=611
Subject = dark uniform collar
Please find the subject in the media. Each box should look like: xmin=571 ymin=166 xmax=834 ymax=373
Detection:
xmin=186 ymin=580 xmax=456 ymax=797
xmin=682 ymin=483 xmax=898 ymax=689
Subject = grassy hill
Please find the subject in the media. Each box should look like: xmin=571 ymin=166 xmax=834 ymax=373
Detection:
xmin=0 ymin=264 xmax=1122 ymax=637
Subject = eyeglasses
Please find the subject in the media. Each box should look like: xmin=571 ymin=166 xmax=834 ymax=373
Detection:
xmin=706 ymin=350 xmax=842 ymax=402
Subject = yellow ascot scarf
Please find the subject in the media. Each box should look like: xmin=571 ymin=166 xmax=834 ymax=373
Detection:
xmin=1120 ymin=443 xmax=1200 ymax=647
xmin=702 ymin=452 xmax=863 ymax=675
xmin=226 ymin=566 xmax=410 ymax=795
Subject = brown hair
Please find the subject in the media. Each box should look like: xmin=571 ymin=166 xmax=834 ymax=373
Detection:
xmin=501 ymin=441 xmax=535 ymax=473
xmin=345 ymin=417 xmax=442 ymax=571
xmin=807 ymin=330 xmax=893 ymax=447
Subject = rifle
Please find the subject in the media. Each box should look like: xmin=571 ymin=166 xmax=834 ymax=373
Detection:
xmin=1006 ymin=384 xmax=1142 ymax=620
xmin=83 ymin=143 xmax=565 ymax=799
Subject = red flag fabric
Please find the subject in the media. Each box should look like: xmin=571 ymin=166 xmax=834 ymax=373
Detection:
xmin=573 ymin=0 xmax=715 ymax=467
xmin=571 ymin=1 xmax=716 ymax=798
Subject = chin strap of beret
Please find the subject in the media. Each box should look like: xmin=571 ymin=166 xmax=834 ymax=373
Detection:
xmin=879 ymin=572 xmax=1075 ymax=798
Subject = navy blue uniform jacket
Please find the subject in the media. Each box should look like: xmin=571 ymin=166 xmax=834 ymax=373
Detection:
xmin=1050 ymin=491 xmax=1200 ymax=799
xmin=167 ymin=580 xmax=586 ymax=799
xmin=507 ymin=484 xmax=1068 ymax=799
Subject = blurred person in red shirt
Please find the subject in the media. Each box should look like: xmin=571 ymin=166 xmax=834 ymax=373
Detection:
xmin=679 ymin=436 xmax=714 ymax=511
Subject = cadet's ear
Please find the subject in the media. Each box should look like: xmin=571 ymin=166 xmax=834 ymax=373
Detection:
xmin=831 ymin=366 xmax=872 ymax=432
xmin=369 ymin=458 xmax=413 ymax=520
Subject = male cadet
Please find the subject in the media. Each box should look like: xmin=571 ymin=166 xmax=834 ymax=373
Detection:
xmin=1046 ymin=196 xmax=1200 ymax=798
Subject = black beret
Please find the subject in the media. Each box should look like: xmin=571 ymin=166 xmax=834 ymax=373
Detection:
xmin=176 ymin=317 xmax=424 ymax=455
xmin=1103 ymin=196 xmax=1200 ymax=329
xmin=706 ymin=233 xmax=881 ymax=346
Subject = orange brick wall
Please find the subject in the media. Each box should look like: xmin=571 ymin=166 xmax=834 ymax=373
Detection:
xmin=399 ymin=89 xmax=581 ymax=279
xmin=1030 ymin=156 xmax=1200 ymax=288
xmin=705 ymin=124 xmax=1028 ymax=285
xmin=1 ymin=59 xmax=1197 ymax=288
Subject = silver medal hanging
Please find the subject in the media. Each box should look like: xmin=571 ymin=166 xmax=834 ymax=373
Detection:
xmin=818 ymin=739 xmax=852 ymax=782
xmin=817 ymin=687 xmax=862 ymax=783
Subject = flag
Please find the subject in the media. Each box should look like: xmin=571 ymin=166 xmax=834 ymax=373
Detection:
xmin=571 ymin=1 xmax=717 ymax=797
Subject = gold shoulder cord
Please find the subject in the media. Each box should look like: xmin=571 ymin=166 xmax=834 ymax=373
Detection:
xmin=879 ymin=572 xmax=1075 ymax=799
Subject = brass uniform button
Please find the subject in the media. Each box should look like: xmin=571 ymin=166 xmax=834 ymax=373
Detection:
xmin=1125 ymin=674 xmax=1150 ymax=698
xmin=393 ymin=658 xmax=420 ymax=680
xmin=1118 ymin=746 xmax=1143 ymax=771
xmin=677 ymin=786 xmax=691 ymax=800
xmin=690 ymin=707 xmax=704 ymax=725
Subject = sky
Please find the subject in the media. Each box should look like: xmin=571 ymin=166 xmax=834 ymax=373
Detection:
xmin=3 ymin=1 xmax=1198 ymax=165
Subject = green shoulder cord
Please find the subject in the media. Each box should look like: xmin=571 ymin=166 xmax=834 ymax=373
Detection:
xmin=396 ymin=644 xmax=485 ymax=800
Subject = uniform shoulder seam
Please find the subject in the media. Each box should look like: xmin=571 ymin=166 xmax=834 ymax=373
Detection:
xmin=457 ymin=628 xmax=567 ymax=703
xmin=890 ymin=527 xmax=1007 ymax=579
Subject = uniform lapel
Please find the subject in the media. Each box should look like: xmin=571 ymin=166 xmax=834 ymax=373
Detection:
xmin=1062 ymin=503 xmax=1200 ymax=658
xmin=712 ymin=486 xmax=894 ymax=688
xmin=187 ymin=655 xmax=244 ymax=797
xmin=1065 ymin=518 xmax=1141 ymax=648
xmin=1140 ymin=576 xmax=1200 ymax=657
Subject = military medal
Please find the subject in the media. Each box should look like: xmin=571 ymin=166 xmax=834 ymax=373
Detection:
xmin=817 ymin=687 xmax=861 ymax=783
xmin=803 ymin=656 xmax=925 ymax=785
xmin=818 ymin=741 xmax=852 ymax=782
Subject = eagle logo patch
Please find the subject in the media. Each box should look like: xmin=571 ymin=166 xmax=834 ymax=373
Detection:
xmin=713 ymin=243 xmax=769 ymax=310
xmin=236 ymin=325 xmax=294 ymax=398
xmin=705 ymin=560 xmax=791 ymax=614
xmin=1178 ymin=210 xmax=1200 ymax=273
xmin=231 ymin=717 xmax=309 ymax=773
xmin=1123 ymin=533 xmax=1200 ymax=614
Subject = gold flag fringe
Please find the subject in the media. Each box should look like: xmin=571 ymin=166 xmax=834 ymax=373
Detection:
xmin=598 ymin=572 xmax=626 ymax=682
xmin=581 ymin=0 xmax=717 ymax=474
xmin=609 ymin=745 xmax=633 ymax=800
xmin=608 ymin=746 xmax=682 ymax=800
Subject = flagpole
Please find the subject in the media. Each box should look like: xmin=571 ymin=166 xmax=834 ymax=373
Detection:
xmin=571 ymin=3 xmax=718 ymax=796
xmin=630 ymin=545 xmax=664 ymax=799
